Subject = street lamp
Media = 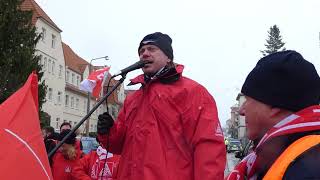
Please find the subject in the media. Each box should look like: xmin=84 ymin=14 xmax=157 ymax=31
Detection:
xmin=86 ymin=56 xmax=109 ymax=136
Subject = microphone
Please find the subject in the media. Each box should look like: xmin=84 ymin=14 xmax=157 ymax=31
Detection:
xmin=112 ymin=61 xmax=146 ymax=77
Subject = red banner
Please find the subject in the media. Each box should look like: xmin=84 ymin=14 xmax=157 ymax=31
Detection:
xmin=0 ymin=73 xmax=53 ymax=180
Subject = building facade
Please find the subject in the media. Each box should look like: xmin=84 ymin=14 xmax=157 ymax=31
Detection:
xmin=21 ymin=0 xmax=66 ymax=130
xmin=103 ymin=76 xmax=125 ymax=120
xmin=21 ymin=0 xmax=123 ymax=133
xmin=236 ymin=93 xmax=246 ymax=141
xmin=226 ymin=93 xmax=248 ymax=144
xmin=62 ymin=43 xmax=112 ymax=133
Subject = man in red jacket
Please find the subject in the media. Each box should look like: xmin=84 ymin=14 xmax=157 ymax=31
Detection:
xmin=97 ymin=32 xmax=226 ymax=180
xmin=226 ymin=51 xmax=320 ymax=180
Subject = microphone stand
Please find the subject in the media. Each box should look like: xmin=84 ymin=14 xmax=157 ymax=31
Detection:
xmin=48 ymin=75 xmax=126 ymax=158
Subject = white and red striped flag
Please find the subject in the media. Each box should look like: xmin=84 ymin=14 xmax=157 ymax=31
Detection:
xmin=80 ymin=67 xmax=110 ymax=98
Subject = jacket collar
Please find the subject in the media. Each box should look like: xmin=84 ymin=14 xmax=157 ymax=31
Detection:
xmin=255 ymin=105 xmax=320 ymax=150
xmin=128 ymin=64 xmax=184 ymax=86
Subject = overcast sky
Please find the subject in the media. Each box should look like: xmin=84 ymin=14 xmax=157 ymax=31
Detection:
xmin=35 ymin=0 xmax=320 ymax=126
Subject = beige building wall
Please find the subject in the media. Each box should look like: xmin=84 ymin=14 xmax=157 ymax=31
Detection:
xmin=23 ymin=0 xmax=115 ymax=133
xmin=35 ymin=19 xmax=66 ymax=130
xmin=237 ymin=94 xmax=246 ymax=139
xmin=63 ymin=68 xmax=87 ymax=132
xmin=62 ymin=45 xmax=109 ymax=133
xmin=63 ymin=69 xmax=107 ymax=133
xmin=117 ymin=84 xmax=126 ymax=104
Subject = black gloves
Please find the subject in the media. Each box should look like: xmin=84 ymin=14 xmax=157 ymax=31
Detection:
xmin=97 ymin=112 xmax=114 ymax=134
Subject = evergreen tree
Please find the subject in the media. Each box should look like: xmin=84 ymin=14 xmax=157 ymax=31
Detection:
xmin=261 ymin=25 xmax=286 ymax=56
xmin=0 ymin=0 xmax=49 ymax=127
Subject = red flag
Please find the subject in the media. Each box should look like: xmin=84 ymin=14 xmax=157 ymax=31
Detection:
xmin=80 ymin=67 xmax=110 ymax=98
xmin=0 ymin=73 xmax=53 ymax=180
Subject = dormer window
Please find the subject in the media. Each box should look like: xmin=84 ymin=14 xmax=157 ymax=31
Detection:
xmin=51 ymin=34 xmax=56 ymax=48
xmin=41 ymin=28 xmax=46 ymax=41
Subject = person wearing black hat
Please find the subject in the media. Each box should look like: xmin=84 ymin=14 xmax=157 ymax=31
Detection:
xmin=96 ymin=32 xmax=226 ymax=180
xmin=226 ymin=50 xmax=320 ymax=180
xmin=51 ymin=129 xmax=83 ymax=180
xmin=42 ymin=126 xmax=59 ymax=166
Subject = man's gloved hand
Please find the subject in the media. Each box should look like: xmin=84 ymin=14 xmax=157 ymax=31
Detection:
xmin=97 ymin=112 xmax=114 ymax=134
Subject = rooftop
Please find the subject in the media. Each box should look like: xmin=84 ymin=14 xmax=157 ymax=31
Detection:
xmin=20 ymin=0 xmax=62 ymax=32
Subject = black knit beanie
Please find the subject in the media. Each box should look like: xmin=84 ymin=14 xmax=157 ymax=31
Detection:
xmin=138 ymin=32 xmax=174 ymax=60
xmin=241 ymin=50 xmax=320 ymax=112
xmin=58 ymin=129 xmax=76 ymax=145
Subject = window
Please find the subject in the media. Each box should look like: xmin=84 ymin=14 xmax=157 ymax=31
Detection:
xmin=59 ymin=65 xmax=63 ymax=78
xmin=56 ymin=118 xmax=59 ymax=129
xmin=48 ymin=59 xmax=51 ymax=73
xmin=72 ymin=73 xmax=75 ymax=84
xmin=52 ymin=61 xmax=55 ymax=75
xmin=65 ymin=95 xmax=69 ymax=107
xmin=92 ymin=103 xmax=95 ymax=114
xmin=76 ymin=98 xmax=79 ymax=109
xmin=66 ymin=71 xmax=70 ymax=82
xmin=71 ymin=97 xmax=74 ymax=108
xmin=48 ymin=88 xmax=52 ymax=100
xmin=41 ymin=28 xmax=46 ymax=41
xmin=43 ymin=57 xmax=47 ymax=71
xmin=63 ymin=119 xmax=67 ymax=123
xmin=76 ymin=76 xmax=80 ymax=86
xmin=51 ymin=34 xmax=56 ymax=48
xmin=57 ymin=91 xmax=62 ymax=104
xmin=39 ymin=55 xmax=43 ymax=65
xmin=83 ymin=100 xmax=87 ymax=112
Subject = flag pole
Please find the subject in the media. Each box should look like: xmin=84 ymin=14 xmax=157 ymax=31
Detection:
xmin=48 ymin=75 xmax=125 ymax=158
xmin=86 ymin=56 xmax=109 ymax=136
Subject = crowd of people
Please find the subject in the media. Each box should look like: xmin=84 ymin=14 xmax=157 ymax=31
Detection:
xmin=42 ymin=122 xmax=120 ymax=180
xmin=43 ymin=32 xmax=319 ymax=180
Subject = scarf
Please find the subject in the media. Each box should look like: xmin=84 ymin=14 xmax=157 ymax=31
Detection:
xmin=226 ymin=105 xmax=320 ymax=180
xmin=90 ymin=146 xmax=115 ymax=180
xmin=144 ymin=64 xmax=179 ymax=84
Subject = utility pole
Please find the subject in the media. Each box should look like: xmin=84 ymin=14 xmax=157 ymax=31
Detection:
xmin=86 ymin=56 xmax=109 ymax=136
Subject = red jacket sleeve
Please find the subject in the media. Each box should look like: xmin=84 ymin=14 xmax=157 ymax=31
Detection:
xmin=71 ymin=152 xmax=92 ymax=180
xmin=182 ymin=85 xmax=226 ymax=180
xmin=98 ymin=100 xmax=128 ymax=154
